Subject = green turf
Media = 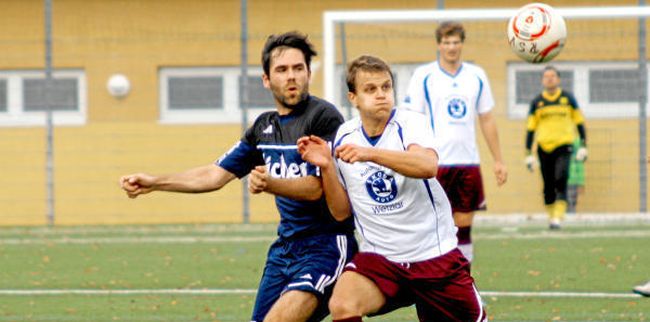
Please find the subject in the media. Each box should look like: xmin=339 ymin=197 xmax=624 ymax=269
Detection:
xmin=0 ymin=223 xmax=648 ymax=321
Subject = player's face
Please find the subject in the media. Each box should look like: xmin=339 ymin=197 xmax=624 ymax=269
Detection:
xmin=263 ymin=47 xmax=310 ymax=112
xmin=542 ymin=69 xmax=560 ymax=91
xmin=438 ymin=35 xmax=463 ymax=64
xmin=348 ymin=70 xmax=394 ymax=122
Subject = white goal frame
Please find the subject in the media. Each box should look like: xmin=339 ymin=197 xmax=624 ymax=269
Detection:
xmin=322 ymin=5 xmax=650 ymax=103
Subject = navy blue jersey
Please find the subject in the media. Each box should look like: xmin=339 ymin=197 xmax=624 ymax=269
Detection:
xmin=218 ymin=96 xmax=354 ymax=239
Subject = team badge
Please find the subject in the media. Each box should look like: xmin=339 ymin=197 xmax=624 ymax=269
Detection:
xmin=560 ymin=97 xmax=569 ymax=105
xmin=447 ymin=97 xmax=467 ymax=119
xmin=365 ymin=171 xmax=398 ymax=203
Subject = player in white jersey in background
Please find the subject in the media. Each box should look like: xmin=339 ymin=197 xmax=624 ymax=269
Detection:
xmin=298 ymin=55 xmax=485 ymax=322
xmin=402 ymin=21 xmax=508 ymax=263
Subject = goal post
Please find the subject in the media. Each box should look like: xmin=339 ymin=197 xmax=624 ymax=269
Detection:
xmin=323 ymin=6 xmax=650 ymax=103
xmin=322 ymin=5 xmax=650 ymax=214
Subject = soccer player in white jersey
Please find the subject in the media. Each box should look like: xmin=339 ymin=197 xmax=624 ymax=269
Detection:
xmin=402 ymin=21 xmax=508 ymax=263
xmin=298 ymin=55 xmax=485 ymax=322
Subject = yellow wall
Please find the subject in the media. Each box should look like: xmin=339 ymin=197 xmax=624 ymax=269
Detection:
xmin=0 ymin=0 xmax=647 ymax=226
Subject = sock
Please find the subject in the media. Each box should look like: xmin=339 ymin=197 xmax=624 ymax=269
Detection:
xmin=554 ymin=200 xmax=567 ymax=221
xmin=456 ymin=226 xmax=473 ymax=262
xmin=333 ymin=317 xmax=363 ymax=322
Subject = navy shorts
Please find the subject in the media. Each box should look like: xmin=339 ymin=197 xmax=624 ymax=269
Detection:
xmin=250 ymin=233 xmax=357 ymax=322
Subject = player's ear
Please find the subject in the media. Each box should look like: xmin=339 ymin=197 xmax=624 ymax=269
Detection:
xmin=347 ymin=91 xmax=357 ymax=108
xmin=262 ymin=73 xmax=271 ymax=89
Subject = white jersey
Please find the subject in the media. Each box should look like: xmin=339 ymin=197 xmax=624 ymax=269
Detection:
xmin=402 ymin=61 xmax=494 ymax=165
xmin=333 ymin=109 xmax=457 ymax=262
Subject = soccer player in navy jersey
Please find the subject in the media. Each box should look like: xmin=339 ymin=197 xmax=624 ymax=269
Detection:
xmin=120 ymin=31 xmax=357 ymax=322
xmin=298 ymin=55 xmax=485 ymax=322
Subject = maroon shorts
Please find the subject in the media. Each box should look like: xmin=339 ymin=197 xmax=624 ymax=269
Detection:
xmin=437 ymin=165 xmax=486 ymax=213
xmin=343 ymin=249 xmax=487 ymax=322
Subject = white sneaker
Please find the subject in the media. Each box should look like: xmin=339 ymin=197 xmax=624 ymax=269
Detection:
xmin=549 ymin=218 xmax=561 ymax=230
xmin=633 ymin=281 xmax=650 ymax=297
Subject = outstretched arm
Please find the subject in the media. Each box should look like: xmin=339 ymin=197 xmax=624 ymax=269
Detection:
xmin=336 ymin=143 xmax=438 ymax=179
xmin=248 ymin=165 xmax=323 ymax=201
xmin=478 ymin=111 xmax=508 ymax=186
xmin=119 ymin=164 xmax=236 ymax=199
xmin=297 ymin=135 xmax=351 ymax=221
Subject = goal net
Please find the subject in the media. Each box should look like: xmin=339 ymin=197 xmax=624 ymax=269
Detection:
xmin=322 ymin=6 xmax=650 ymax=214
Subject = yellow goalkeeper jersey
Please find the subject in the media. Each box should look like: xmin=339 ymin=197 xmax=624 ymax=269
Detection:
xmin=527 ymin=89 xmax=585 ymax=153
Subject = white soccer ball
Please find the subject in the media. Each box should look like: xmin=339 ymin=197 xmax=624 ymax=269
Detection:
xmin=507 ymin=3 xmax=567 ymax=64
xmin=107 ymin=74 xmax=131 ymax=98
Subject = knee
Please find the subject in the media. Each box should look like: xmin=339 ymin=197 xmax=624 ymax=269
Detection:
xmin=329 ymin=295 xmax=360 ymax=318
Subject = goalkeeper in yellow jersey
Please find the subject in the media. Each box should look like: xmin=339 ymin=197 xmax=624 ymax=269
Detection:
xmin=525 ymin=66 xmax=587 ymax=230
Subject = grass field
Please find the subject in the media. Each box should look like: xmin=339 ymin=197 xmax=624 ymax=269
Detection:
xmin=1 ymin=219 xmax=649 ymax=321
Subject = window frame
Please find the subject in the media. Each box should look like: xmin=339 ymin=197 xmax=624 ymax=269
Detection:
xmin=0 ymin=69 xmax=86 ymax=127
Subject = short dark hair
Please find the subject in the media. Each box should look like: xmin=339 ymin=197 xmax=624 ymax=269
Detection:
xmin=346 ymin=55 xmax=394 ymax=93
xmin=543 ymin=65 xmax=561 ymax=78
xmin=435 ymin=21 xmax=466 ymax=43
xmin=261 ymin=31 xmax=317 ymax=76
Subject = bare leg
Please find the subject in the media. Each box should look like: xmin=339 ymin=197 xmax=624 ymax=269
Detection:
xmin=329 ymin=271 xmax=386 ymax=319
xmin=263 ymin=290 xmax=318 ymax=322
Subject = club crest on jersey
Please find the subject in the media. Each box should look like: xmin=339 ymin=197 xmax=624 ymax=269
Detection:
xmin=447 ymin=97 xmax=467 ymax=119
xmin=365 ymin=171 xmax=397 ymax=203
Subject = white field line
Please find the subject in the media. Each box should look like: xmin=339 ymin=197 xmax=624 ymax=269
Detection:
xmin=1 ymin=229 xmax=649 ymax=245
xmin=0 ymin=289 xmax=641 ymax=298
xmin=0 ymin=213 xmax=647 ymax=236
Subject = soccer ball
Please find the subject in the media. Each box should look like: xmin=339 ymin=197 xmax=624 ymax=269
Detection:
xmin=507 ymin=3 xmax=567 ymax=63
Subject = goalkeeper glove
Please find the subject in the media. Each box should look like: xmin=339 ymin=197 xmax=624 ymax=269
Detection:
xmin=575 ymin=147 xmax=588 ymax=162
xmin=525 ymin=154 xmax=536 ymax=172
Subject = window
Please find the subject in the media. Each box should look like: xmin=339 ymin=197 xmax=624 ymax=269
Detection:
xmin=159 ymin=67 xmax=274 ymax=124
xmin=508 ymin=62 xmax=648 ymax=119
xmin=168 ymin=76 xmax=223 ymax=110
xmin=23 ymin=78 xmax=79 ymax=111
xmin=0 ymin=70 xmax=86 ymax=126
xmin=589 ymin=69 xmax=639 ymax=103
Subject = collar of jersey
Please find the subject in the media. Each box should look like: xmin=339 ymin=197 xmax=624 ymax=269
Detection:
xmin=277 ymin=96 xmax=310 ymax=124
xmin=542 ymin=88 xmax=562 ymax=102
xmin=437 ymin=60 xmax=464 ymax=78
xmin=361 ymin=108 xmax=396 ymax=146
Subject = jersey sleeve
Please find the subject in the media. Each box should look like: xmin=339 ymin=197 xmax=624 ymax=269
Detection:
xmin=526 ymin=98 xmax=539 ymax=131
xmin=401 ymin=112 xmax=439 ymax=153
xmin=401 ymin=68 xmax=428 ymax=114
xmin=305 ymin=105 xmax=344 ymax=177
xmin=215 ymin=124 xmax=263 ymax=178
xmin=568 ymin=93 xmax=586 ymax=125
xmin=476 ymin=68 xmax=495 ymax=115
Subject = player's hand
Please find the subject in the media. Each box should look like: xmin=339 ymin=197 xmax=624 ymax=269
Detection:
xmin=525 ymin=155 xmax=536 ymax=172
xmin=335 ymin=144 xmax=373 ymax=163
xmin=297 ymin=135 xmax=333 ymax=168
xmin=119 ymin=173 xmax=156 ymax=198
xmin=248 ymin=165 xmax=268 ymax=194
xmin=494 ymin=161 xmax=508 ymax=186
xmin=575 ymin=147 xmax=588 ymax=162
